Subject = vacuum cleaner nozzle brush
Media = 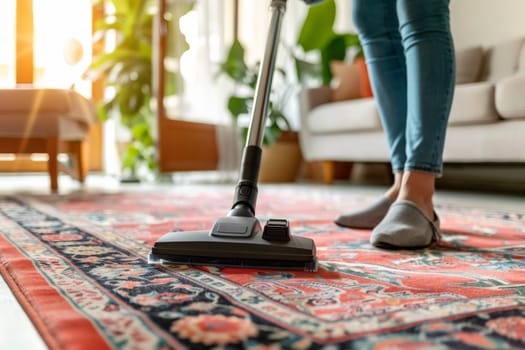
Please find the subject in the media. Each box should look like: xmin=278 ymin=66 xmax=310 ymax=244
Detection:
xmin=148 ymin=216 xmax=318 ymax=272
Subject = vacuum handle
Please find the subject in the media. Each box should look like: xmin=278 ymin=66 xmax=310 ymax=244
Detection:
xmin=230 ymin=0 xmax=286 ymax=217
xmin=231 ymin=0 xmax=322 ymax=216
xmin=245 ymin=0 xmax=323 ymax=148
xmin=245 ymin=0 xmax=287 ymax=147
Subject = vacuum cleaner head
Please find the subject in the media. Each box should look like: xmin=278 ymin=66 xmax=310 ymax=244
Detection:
xmin=149 ymin=0 xmax=318 ymax=273
xmin=149 ymin=216 xmax=318 ymax=272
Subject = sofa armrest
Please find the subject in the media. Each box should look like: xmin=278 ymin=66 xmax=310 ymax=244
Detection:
xmin=495 ymin=73 xmax=525 ymax=120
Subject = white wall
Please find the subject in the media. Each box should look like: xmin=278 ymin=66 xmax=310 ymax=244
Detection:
xmin=450 ymin=0 xmax=525 ymax=49
xmin=335 ymin=0 xmax=525 ymax=49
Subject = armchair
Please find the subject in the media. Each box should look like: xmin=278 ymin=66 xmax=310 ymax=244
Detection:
xmin=0 ymin=88 xmax=98 ymax=192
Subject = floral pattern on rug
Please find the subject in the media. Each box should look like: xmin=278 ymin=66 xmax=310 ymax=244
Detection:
xmin=0 ymin=187 xmax=524 ymax=349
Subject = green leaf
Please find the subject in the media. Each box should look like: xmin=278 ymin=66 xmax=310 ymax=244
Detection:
xmin=297 ymin=0 xmax=336 ymax=52
xmin=227 ymin=96 xmax=251 ymax=118
xmin=131 ymin=123 xmax=153 ymax=147
xmin=131 ymin=123 xmax=148 ymax=139
xmin=320 ymin=34 xmax=348 ymax=84
xmin=263 ymin=124 xmax=281 ymax=146
xmin=343 ymin=33 xmax=361 ymax=48
xmin=268 ymin=108 xmax=292 ymax=131
xmin=220 ymin=39 xmax=248 ymax=83
xmin=294 ymin=56 xmax=322 ymax=84
xmin=239 ymin=127 xmax=249 ymax=145
xmin=96 ymin=104 xmax=110 ymax=122
xmin=122 ymin=144 xmax=140 ymax=170
xmin=165 ymin=71 xmax=182 ymax=96
xmin=116 ymin=86 xmax=144 ymax=116
xmin=293 ymin=0 xmax=363 ymax=85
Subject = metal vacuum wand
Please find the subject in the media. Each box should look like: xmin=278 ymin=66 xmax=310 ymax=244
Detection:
xmin=148 ymin=0 xmax=320 ymax=272
xmin=231 ymin=0 xmax=325 ymax=217
xmin=247 ymin=0 xmax=325 ymax=148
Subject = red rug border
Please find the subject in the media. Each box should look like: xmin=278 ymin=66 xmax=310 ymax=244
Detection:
xmin=0 ymin=235 xmax=111 ymax=350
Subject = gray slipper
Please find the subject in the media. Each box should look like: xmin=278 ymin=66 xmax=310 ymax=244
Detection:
xmin=370 ymin=200 xmax=442 ymax=249
xmin=335 ymin=196 xmax=393 ymax=229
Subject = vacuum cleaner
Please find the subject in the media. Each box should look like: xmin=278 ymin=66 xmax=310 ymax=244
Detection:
xmin=149 ymin=0 xmax=324 ymax=272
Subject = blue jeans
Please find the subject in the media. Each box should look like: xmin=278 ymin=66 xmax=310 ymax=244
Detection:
xmin=352 ymin=0 xmax=455 ymax=175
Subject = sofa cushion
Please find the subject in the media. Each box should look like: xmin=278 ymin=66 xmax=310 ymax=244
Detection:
xmin=448 ymin=82 xmax=499 ymax=125
xmin=0 ymin=88 xmax=98 ymax=138
xmin=306 ymin=97 xmax=381 ymax=134
xmin=495 ymin=73 xmax=525 ymax=120
xmin=330 ymin=60 xmax=361 ymax=102
xmin=455 ymin=46 xmax=483 ymax=84
xmin=480 ymin=37 xmax=525 ymax=82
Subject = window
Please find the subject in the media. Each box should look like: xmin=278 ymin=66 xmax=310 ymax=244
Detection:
xmin=0 ymin=0 xmax=92 ymax=93
xmin=0 ymin=0 xmax=98 ymax=172
xmin=33 ymin=0 xmax=92 ymax=94
xmin=0 ymin=0 xmax=16 ymax=86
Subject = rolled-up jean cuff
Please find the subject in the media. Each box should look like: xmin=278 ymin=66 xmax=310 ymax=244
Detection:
xmin=392 ymin=166 xmax=404 ymax=175
xmin=405 ymin=165 xmax=443 ymax=177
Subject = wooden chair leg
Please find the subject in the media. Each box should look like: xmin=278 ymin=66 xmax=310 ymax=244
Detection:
xmin=71 ymin=140 xmax=89 ymax=183
xmin=47 ymin=138 xmax=59 ymax=192
xmin=322 ymin=160 xmax=335 ymax=184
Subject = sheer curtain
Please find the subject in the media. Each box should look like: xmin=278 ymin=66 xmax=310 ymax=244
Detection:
xmin=171 ymin=0 xmax=237 ymax=174
xmin=0 ymin=0 xmax=16 ymax=87
xmin=176 ymin=1 xmax=304 ymax=122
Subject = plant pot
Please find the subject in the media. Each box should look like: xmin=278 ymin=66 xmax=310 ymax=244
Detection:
xmin=259 ymin=132 xmax=302 ymax=183
xmin=355 ymin=57 xmax=373 ymax=98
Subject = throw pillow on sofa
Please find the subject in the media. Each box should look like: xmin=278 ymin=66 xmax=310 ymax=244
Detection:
xmin=329 ymin=59 xmax=374 ymax=102
xmin=330 ymin=60 xmax=361 ymax=102
xmin=455 ymin=45 xmax=484 ymax=84
xmin=355 ymin=57 xmax=374 ymax=98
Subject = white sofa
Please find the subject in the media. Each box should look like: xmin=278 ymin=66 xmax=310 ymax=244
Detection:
xmin=298 ymin=37 xmax=525 ymax=183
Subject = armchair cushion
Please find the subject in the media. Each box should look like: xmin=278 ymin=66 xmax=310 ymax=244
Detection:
xmin=306 ymin=97 xmax=381 ymax=134
xmin=0 ymin=88 xmax=97 ymax=138
xmin=0 ymin=88 xmax=98 ymax=192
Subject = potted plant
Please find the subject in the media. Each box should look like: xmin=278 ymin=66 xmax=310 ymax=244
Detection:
xmin=219 ymin=39 xmax=293 ymax=145
xmin=218 ymin=38 xmax=302 ymax=182
xmin=293 ymin=0 xmax=366 ymax=87
xmin=86 ymin=0 xmax=194 ymax=181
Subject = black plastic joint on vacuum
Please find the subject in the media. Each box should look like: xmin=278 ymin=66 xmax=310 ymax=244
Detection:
xmin=229 ymin=182 xmax=258 ymax=217
xmin=230 ymin=146 xmax=261 ymax=216
xmin=239 ymin=145 xmax=262 ymax=184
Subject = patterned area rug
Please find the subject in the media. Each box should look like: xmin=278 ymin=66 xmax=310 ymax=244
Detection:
xmin=0 ymin=186 xmax=524 ymax=349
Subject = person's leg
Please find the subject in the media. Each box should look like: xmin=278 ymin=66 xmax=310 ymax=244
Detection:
xmin=371 ymin=0 xmax=455 ymax=248
xmin=353 ymin=0 xmax=407 ymax=177
xmin=335 ymin=0 xmax=406 ymax=229
xmin=397 ymin=0 xmax=455 ymax=219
